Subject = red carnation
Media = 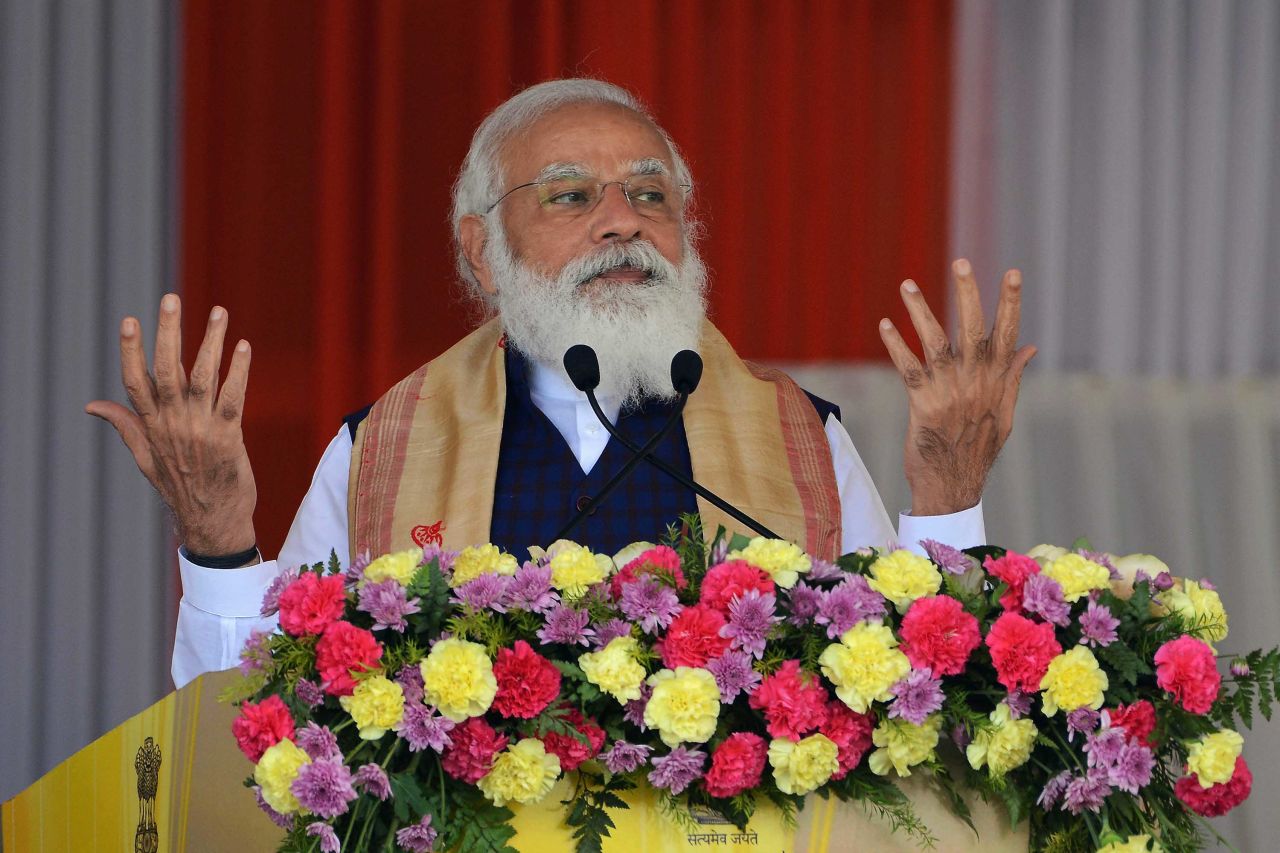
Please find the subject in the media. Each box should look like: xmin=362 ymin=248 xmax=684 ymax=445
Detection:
xmin=232 ymin=695 xmax=295 ymax=763
xmin=820 ymin=700 xmax=875 ymax=780
xmin=698 ymin=561 xmax=776 ymax=616
xmin=1107 ymin=700 xmax=1157 ymax=747
xmin=314 ymin=620 xmax=383 ymax=696
xmin=1175 ymin=757 xmax=1252 ymax=817
xmin=898 ymin=595 xmax=981 ymax=677
xmin=984 ymin=611 xmax=1062 ymax=693
xmin=491 ymin=640 xmax=561 ymax=719
xmin=983 ymin=552 xmax=1041 ymax=611
xmin=703 ymin=732 xmax=768 ymax=798
xmin=442 ymin=717 xmax=508 ymax=783
xmin=277 ymin=572 xmax=348 ymax=637
xmin=1154 ymin=635 xmax=1221 ymax=714
xmin=658 ymin=604 xmax=731 ymax=669
xmin=611 ymin=545 xmax=687 ymax=599
xmin=748 ymin=660 xmax=830 ymax=741
xmin=540 ymin=708 xmax=605 ymax=772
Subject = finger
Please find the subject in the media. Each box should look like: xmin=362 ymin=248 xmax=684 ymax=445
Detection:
xmin=952 ymin=258 xmax=989 ymax=362
xmin=899 ymin=279 xmax=955 ymax=371
xmin=152 ymin=293 xmax=187 ymax=404
xmin=216 ymin=339 xmax=252 ymax=421
xmin=878 ymin=318 xmax=928 ymax=390
xmin=991 ymin=269 xmax=1023 ymax=366
xmin=118 ymin=316 xmax=158 ymax=418
xmin=188 ymin=306 xmax=228 ymax=407
xmin=998 ymin=344 xmax=1037 ymax=436
xmin=85 ymin=400 xmax=156 ymax=477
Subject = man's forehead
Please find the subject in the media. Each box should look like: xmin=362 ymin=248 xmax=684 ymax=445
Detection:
xmin=502 ymin=102 xmax=676 ymax=179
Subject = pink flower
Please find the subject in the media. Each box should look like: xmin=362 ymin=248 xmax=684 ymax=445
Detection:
xmin=277 ymin=572 xmax=347 ymax=637
xmin=983 ymin=552 xmax=1041 ymax=611
xmin=820 ymin=700 xmax=875 ymax=780
xmin=1107 ymin=700 xmax=1157 ymax=748
xmin=232 ymin=695 xmax=295 ymax=763
xmin=698 ymin=561 xmax=776 ymax=616
xmin=984 ymin=612 xmax=1062 ymax=693
xmin=491 ymin=640 xmax=561 ymax=719
xmin=1154 ymin=635 xmax=1221 ymax=714
xmin=703 ymin=732 xmax=767 ymax=798
xmin=314 ymin=620 xmax=383 ymax=696
xmin=658 ymin=604 xmax=731 ymax=669
xmin=441 ymin=717 xmax=507 ymax=783
xmin=540 ymin=708 xmax=605 ymax=772
xmin=748 ymin=660 xmax=830 ymax=740
xmin=898 ymin=595 xmax=981 ymax=676
xmin=1176 ymin=757 xmax=1252 ymax=816
xmin=610 ymin=545 xmax=687 ymax=599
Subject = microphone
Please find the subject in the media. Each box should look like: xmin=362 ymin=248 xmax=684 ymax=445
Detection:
xmin=553 ymin=345 xmax=780 ymax=542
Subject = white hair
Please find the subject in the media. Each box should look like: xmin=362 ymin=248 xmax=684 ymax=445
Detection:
xmin=450 ymin=78 xmax=697 ymax=309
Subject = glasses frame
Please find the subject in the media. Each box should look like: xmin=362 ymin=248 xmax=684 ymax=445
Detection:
xmin=483 ymin=174 xmax=692 ymax=217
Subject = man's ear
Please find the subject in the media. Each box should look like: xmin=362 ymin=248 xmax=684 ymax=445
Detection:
xmin=459 ymin=214 xmax=496 ymax=295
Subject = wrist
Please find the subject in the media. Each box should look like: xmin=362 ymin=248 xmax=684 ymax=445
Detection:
xmin=908 ymin=485 xmax=982 ymax=517
xmin=182 ymin=543 xmax=261 ymax=569
xmin=180 ymin=520 xmax=257 ymax=559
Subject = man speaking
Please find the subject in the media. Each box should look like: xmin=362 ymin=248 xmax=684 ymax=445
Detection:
xmin=86 ymin=79 xmax=1035 ymax=688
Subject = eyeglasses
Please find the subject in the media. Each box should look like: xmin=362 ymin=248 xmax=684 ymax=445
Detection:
xmin=484 ymin=172 xmax=691 ymax=220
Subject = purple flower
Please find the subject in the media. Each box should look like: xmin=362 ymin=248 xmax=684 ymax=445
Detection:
xmin=1231 ymin=659 xmax=1251 ymax=678
xmin=537 ymin=605 xmax=597 ymax=646
xmin=451 ymin=573 xmax=511 ymax=613
xmin=239 ymin=629 xmax=273 ymax=676
xmin=295 ymin=678 xmax=324 ymax=708
xmin=1003 ymin=690 xmax=1033 ymax=719
xmin=506 ymin=562 xmax=559 ymax=614
xmin=602 ymin=741 xmax=653 ymax=774
xmin=260 ymin=567 xmax=300 ymax=616
xmin=291 ymin=759 xmax=357 ymax=819
xmin=920 ymin=539 xmax=971 ymax=575
xmin=709 ymin=540 xmax=730 ymax=567
xmin=1152 ymin=571 xmax=1174 ymax=591
xmin=1079 ymin=601 xmax=1119 ymax=648
xmin=1062 ymin=767 xmax=1110 ymax=814
xmin=648 ymin=746 xmax=706 ymax=794
xmin=705 ymin=649 xmax=763 ymax=703
xmin=394 ymin=703 xmax=455 ymax=753
xmin=253 ymin=785 xmax=293 ymax=829
xmin=1037 ymin=770 xmax=1072 ymax=810
xmin=296 ymin=721 xmax=342 ymax=762
xmin=815 ymin=576 xmax=887 ymax=639
xmin=345 ymin=549 xmax=372 ymax=586
xmin=1022 ymin=574 xmax=1071 ymax=627
xmin=592 ymin=618 xmax=635 ymax=649
xmin=306 ymin=821 xmax=340 ymax=853
xmin=1084 ymin=727 xmax=1128 ymax=769
xmin=396 ymin=665 xmax=425 ymax=705
xmin=785 ymin=582 xmax=823 ymax=626
xmin=618 ymin=576 xmax=682 ymax=634
xmin=720 ymin=589 xmax=780 ymax=659
xmin=806 ymin=557 xmax=845 ymax=582
xmin=1107 ymin=743 xmax=1155 ymax=794
xmin=623 ymin=683 xmax=653 ymax=729
xmin=421 ymin=543 xmax=458 ymax=575
xmin=888 ymin=669 xmax=945 ymax=725
xmin=396 ymin=814 xmax=438 ymax=852
xmin=1197 ymin=577 xmax=1216 ymax=591
xmin=1066 ymin=708 xmax=1101 ymax=739
xmin=357 ymin=579 xmax=423 ymax=631
xmin=353 ymin=763 xmax=391 ymax=800
xmin=1078 ymin=549 xmax=1121 ymax=580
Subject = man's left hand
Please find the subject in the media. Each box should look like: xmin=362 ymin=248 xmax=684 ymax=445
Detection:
xmin=878 ymin=258 xmax=1037 ymax=516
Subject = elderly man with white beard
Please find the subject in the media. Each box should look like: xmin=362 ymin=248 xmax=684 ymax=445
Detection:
xmin=87 ymin=79 xmax=1035 ymax=688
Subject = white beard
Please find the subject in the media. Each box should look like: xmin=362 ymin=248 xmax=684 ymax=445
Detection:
xmin=487 ymin=231 xmax=708 ymax=407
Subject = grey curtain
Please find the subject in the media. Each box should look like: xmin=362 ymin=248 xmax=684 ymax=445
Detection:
xmin=0 ymin=0 xmax=178 ymax=802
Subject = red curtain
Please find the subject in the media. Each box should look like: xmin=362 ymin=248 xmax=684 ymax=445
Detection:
xmin=181 ymin=0 xmax=953 ymax=555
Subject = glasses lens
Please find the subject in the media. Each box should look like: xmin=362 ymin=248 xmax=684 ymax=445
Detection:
xmin=535 ymin=177 xmax=597 ymax=210
xmin=625 ymin=175 xmax=682 ymax=217
xmin=530 ymin=174 xmax=685 ymax=219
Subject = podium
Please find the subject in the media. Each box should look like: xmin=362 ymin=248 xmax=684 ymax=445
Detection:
xmin=2 ymin=670 xmax=1028 ymax=851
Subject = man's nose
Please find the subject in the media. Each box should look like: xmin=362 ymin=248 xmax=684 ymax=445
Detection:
xmin=589 ymin=182 xmax=644 ymax=244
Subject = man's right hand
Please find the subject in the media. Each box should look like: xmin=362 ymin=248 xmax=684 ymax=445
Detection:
xmin=86 ymin=293 xmax=258 ymax=559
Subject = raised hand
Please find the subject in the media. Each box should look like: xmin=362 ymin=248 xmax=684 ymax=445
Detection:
xmin=878 ymin=259 xmax=1037 ymax=516
xmin=85 ymin=294 xmax=258 ymax=559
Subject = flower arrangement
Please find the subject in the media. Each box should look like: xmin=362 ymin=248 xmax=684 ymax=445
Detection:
xmin=226 ymin=518 xmax=1279 ymax=852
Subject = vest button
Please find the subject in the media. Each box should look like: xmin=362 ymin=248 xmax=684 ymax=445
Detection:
xmin=575 ymin=495 xmax=595 ymax=514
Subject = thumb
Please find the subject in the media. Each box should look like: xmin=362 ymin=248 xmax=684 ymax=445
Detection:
xmin=86 ymin=400 xmax=154 ymax=475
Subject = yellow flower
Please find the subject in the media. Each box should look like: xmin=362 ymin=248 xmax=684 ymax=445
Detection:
xmin=419 ymin=638 xmax=497 ymax=722
xmin=727 ymin=537 xmax=811 ymax=589
xmin=253 ymin=738 xmax=311 ymax=814
xmin=1187 ymin=729 xmax=1243 ymax=787
xmin=1162 ymin=580 xmax=1228 ymax=649
xmin=1039 ymin=647 xmax=1108 ymax=716
xmin=1027 ymin=543 xmax=1069 ymax=566
xmin=579 ymin=636 xmax=645 ymax=704
xmin=548 ymin=542 xmax=612 ymax=600
xmin=477 ymin=738 xmax=562 ymax=806
xmin=768 ymin=733 xmax=839 ymax=795
xmin=450 ymin=544 xmax=519 ymax=588
xmin=818 ymin=621 xmax=911 ymax=713
xmin=1096 ymin=834 xmax=1163 ymax=853
xmin=362 ymin=549 xmax=422 ymax=587
xmin=966 ymin=704 xmax=1038 ymax=777
xmin=643 ymin=667 xmax=721 ymax=747
xmin=338 ymin=674 xmax=405 ymax=740
xmin=868 ymin=715 xmax=942 ymax=777
xmin=866 ymin=550 xmax=941 ymax=612
xmin=1043 ymin=554 xmax=1111 ymax=602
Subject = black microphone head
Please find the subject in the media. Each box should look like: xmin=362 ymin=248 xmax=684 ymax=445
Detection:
xmin=671 ymin=350 xmax=703 ymax=395
xmin=563 ymin=344 xmax=601 ymax=392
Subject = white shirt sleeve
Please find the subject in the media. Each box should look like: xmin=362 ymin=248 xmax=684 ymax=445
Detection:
xmin=825 ymin=414 xmax=985 ymax=556
xmin=171 ymin=427 xmax=354 ymax=688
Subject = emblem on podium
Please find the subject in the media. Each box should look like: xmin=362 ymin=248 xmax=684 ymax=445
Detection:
xmin=134 ymin=736 xmax=161 ymax=853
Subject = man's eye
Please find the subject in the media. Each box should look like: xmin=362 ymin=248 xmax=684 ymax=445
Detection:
xmin=631 ymin=190 xmax=666 ymax=205
xmin=546 ymin=190 xmax=591 ymax=205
